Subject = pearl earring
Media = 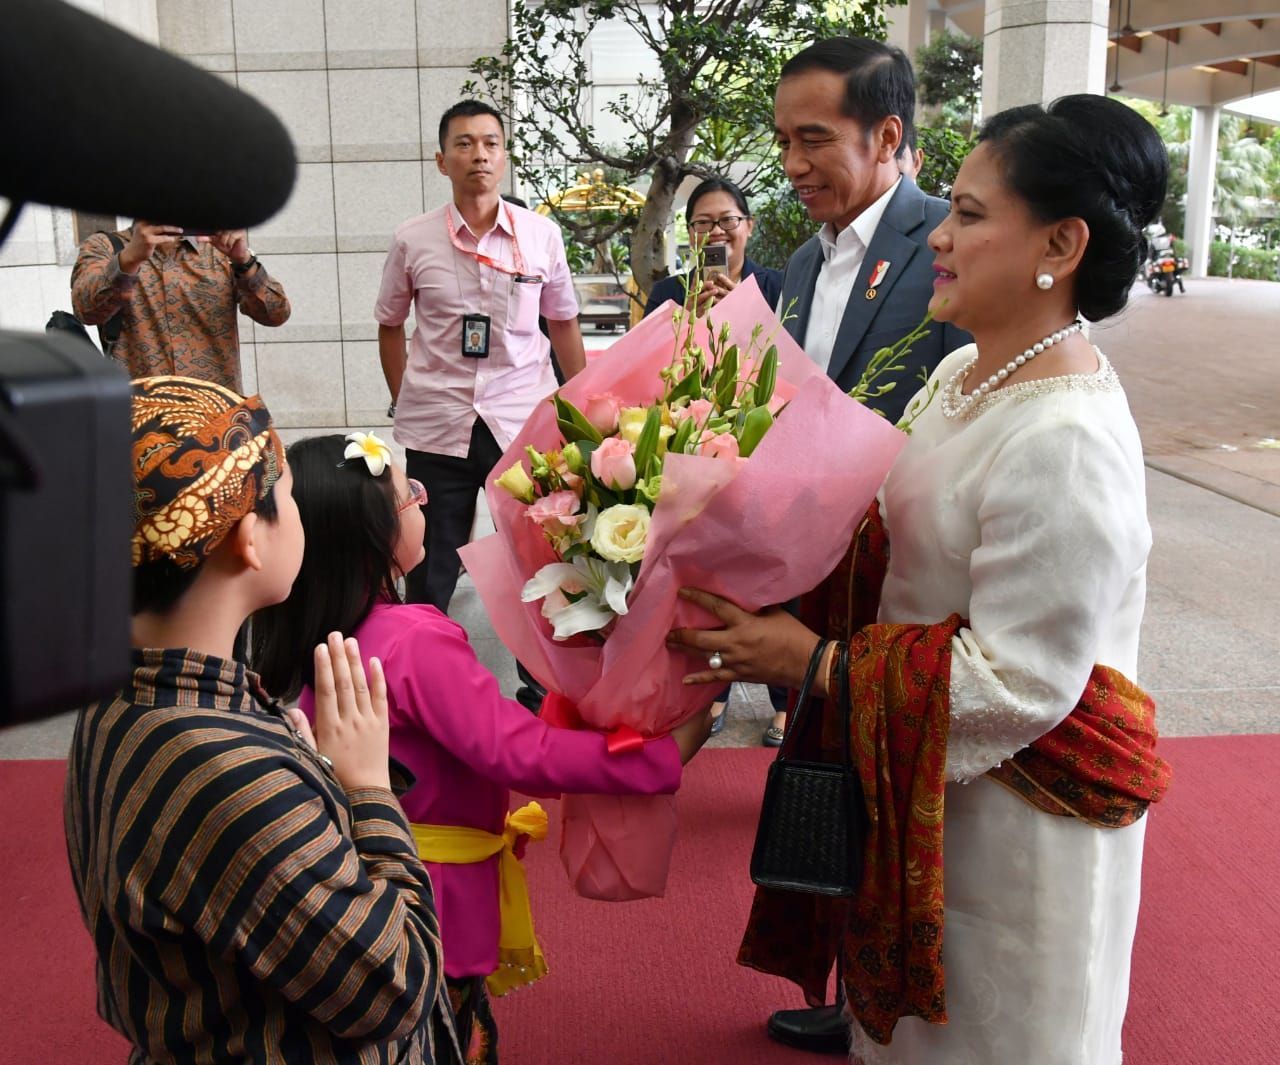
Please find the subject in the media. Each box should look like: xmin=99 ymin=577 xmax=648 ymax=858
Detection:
xmin=1035 ymin=273 xmax=1055 ymax=291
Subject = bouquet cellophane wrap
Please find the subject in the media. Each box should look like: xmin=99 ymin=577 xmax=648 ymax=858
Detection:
xmin=458 ymin=278 xmax=906 ymax=900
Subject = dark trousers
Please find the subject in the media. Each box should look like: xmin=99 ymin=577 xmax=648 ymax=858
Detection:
xmin=404 ymin=418 xmax=503 ymax=612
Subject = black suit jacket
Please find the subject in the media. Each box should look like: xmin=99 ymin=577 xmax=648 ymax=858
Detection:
xmin=780 ymin=180 xmax=971 ymax=424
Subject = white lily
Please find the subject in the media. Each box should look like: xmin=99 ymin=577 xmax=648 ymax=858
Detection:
xmin=521 ymin=555 xmax=633 ymax=639
xmin=344 ymin=431 xmax=392 ymax=477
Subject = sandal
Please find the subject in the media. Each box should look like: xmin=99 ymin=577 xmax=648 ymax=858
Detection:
xmin=762 ymin=725 xmax=785 ymax=748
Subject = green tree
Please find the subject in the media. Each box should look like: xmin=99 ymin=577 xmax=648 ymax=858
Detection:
xmin=915 ymin=125 xmax=972 ymax=200
xmin=1209 ymin=115 xmax=1272 ymax=274
xmin=744 ymin=167 xmax=811 ymax=269
xmin=914 ymin=29 xmax=982 ymax=137
xmin=1162 ymin=112 xmax=1271 ymax=256
xmin=466 ymin=0 xmax=895 ymax=300
xmin=910 ymin=31 xmax=980 ymax=201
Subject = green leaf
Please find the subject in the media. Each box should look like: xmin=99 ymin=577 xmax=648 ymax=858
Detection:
xmin=713 ymin=344 xmax=740 ymax=409
xmin=737 ymin=405 xmax=774 ymax=458
xmin=669 ymin=365 xmax=702 ymax=403
xmin=632 ymin=406 xmax=662 ymax=479
xmin=754 ymin=345 xmax=778 ymax=407
xmin=553 ymin=394 xmax=604 ymax=445
xmin=671 ymin=414 xmax=697 ymax=454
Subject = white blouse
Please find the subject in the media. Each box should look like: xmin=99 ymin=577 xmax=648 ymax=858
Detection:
xmin=856 ymin=345 xmax=1153 ymax=1065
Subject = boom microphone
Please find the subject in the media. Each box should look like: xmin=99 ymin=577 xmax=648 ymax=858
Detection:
xmin=0 ymin=0 xmax=296 ymax=230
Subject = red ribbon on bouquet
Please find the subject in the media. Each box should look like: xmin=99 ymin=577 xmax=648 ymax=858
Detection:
xmin=541 ymin=692 xmax=646 ymax=755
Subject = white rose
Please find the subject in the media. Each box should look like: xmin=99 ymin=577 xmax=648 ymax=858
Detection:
xmin=590 ymin=503 xmax=651 ymax=564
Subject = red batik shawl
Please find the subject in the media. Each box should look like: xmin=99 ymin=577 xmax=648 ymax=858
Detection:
xmin=738 ymin=502 xmax=1171 ymax=1046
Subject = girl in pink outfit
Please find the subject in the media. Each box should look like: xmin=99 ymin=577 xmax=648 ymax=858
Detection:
xmin=252 ymin=434 xmax=710 ymax=1064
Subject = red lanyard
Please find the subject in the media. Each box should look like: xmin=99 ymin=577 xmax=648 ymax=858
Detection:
xmin=446 ymin=203 xmax=540 ymax=280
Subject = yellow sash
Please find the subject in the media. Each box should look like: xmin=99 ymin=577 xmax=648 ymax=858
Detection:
xmin=411 ymin=802 xmax=549 ymax=996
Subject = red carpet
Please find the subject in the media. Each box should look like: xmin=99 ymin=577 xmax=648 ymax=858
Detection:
xmin=2 ymin=736 xmax=1277 ymax=1064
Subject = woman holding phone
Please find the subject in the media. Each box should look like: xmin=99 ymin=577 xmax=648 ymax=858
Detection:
xmin=644 ymin=176 xmax=787 ymax=737
xmin=644 ymin=176 xmax=783 ymax=319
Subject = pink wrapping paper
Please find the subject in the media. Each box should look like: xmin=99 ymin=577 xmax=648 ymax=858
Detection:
xmin=459 ymin=277 xmax=906 ymax=899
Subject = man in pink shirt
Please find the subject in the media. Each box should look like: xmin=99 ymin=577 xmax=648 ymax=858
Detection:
xmin=375 ymin=100 xmax=587 ymax=611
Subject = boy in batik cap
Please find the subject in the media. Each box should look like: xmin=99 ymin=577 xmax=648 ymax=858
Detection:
xmin=64 ymin=376 xmax=462 ymax=1064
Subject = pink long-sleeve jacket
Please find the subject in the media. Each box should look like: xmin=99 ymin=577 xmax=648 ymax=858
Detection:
xmin=301 ymin=603 xmax=682 ymax=978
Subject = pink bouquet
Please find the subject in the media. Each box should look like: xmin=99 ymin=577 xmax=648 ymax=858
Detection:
xmin=459 ymin=276 xmax=907 ymax=900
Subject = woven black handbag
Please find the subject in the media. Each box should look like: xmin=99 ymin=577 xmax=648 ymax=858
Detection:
xmin=749 ymin=640 xmax=868 ymax=896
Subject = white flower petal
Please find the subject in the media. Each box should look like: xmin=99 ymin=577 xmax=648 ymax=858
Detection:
xmin=343 ymin=441 xmax=364 ymax=461
xmin=602 ymin=566 xmax=632 ymax=616
xmin=578 ymin=503 xmax=598 ymax=543
xmin=547 ymin=596 xmax=616 ymax=639
xmin=521 ymin=563 xmax=583 ymax=603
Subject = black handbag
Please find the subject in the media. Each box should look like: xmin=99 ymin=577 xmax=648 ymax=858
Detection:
xmin=749 ymin=640 xmax=868 ymax=896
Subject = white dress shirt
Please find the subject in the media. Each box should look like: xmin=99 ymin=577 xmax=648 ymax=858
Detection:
xmin=802 ymin=177 xmax=901 ymax=374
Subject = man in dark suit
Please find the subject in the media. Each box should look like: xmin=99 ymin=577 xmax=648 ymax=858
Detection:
xmin=764 ymin=36 xmax=971 ymax=1055
xmin=775 ymin=38 xmax=970 ymax=424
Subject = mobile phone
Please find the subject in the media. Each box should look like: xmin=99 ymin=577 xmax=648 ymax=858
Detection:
xmin=702 ymin=243 xmax=728 ymax=276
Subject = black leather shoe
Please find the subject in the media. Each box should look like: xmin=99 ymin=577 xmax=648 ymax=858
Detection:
xmin=766 ymin=1004 xmax=849 ymax=1055
xmin=514 ymin=685 xmax=544 ymax=714
xmin=514 ymin=662 xmax=547 ymax=714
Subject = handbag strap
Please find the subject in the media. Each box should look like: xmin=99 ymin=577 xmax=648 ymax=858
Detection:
xmin=835 ymin=639 xmax=853 ymax=770
xmin=776 ymin=639 xmax=829 ymax=760
xmin=778 ymin=639 xmax=854 ymax=771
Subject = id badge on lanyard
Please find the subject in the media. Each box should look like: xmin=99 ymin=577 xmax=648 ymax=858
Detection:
xmin=462 ymin=313 xmax=490 ymax=358
xmin=447 ymin=205 xmax=542 ymax=359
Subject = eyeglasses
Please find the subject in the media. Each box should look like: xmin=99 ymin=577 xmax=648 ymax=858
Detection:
xmin=397 ymin=478 xmax=428 ymax=513
xmin=688 ymin=215 xmax=748 ymax=234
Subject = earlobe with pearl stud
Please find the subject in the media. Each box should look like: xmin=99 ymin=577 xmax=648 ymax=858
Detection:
xmin=1035 ymin=272 xmax=1055 ymax=291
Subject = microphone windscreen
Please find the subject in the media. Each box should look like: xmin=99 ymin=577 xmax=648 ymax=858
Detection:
xmin=0 ymin=0 xmax=296 ymax=230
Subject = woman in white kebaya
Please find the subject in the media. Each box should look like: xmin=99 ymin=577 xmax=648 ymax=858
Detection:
xmin=670 ymin=94 xmax=1173 ymax=1065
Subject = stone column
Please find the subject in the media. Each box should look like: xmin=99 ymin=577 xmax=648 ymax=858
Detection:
xmin=982 ymin=0 xmax=1110 ymax=114
xmin=885 ymin=0 xmax=931 ymax=59
xmin=1183 ymin=105 xmax=1220 ymax=279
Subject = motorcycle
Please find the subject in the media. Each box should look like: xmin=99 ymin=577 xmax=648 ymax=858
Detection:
xmin=1143 ymin=223 xmax=1188 ymax=297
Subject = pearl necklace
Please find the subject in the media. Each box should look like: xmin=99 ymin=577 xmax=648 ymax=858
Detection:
xmin=940 ymin=320 xmax=1084 ymax=420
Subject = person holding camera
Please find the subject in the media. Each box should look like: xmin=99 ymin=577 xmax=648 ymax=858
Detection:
xmin=643 ymin=176 xmax=783 ymax=320
xmin=71 ymin=222 xmax=290 ymax=390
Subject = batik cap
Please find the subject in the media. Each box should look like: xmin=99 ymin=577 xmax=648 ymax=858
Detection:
xmin=130 ymin=376 xmax=284 ymax=570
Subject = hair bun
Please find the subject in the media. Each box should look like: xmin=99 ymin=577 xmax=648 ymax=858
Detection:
xmin=1048 ymin=96 xmax=1168 ymax=231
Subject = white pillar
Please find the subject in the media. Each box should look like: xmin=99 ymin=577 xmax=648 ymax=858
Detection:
xmin=982 ymin=0 xmax=1110 ymax=113
xmin=885 ymin=0 xmax=931 ymax=59
xmin=1184 ymin=105 xmax=1220 ymax=279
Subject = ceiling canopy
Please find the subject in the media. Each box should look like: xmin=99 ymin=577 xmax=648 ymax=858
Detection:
xmin=935 ymin=0 xmax=1280 ymax=109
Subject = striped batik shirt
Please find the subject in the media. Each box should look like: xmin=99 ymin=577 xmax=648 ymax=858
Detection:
xmin=63 ymin=648 xmax=463 ymax=1064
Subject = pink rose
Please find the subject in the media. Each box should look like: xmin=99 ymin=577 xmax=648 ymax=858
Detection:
xmin=526 ymin=490 xmax=584 ymax=536
xmin=590 ymin=436 xmax=638 ymax=491
xmin=584 ymin=392 xmax=623 ymax=434
xmin=697 ymin=430 xmax=740 ymax=461
xmin=673 ymin=398 xmax=715 ymax=426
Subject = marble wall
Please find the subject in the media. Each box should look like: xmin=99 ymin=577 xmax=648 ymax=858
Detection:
xmin=0 ymin=0 xmax=510 ymax=439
